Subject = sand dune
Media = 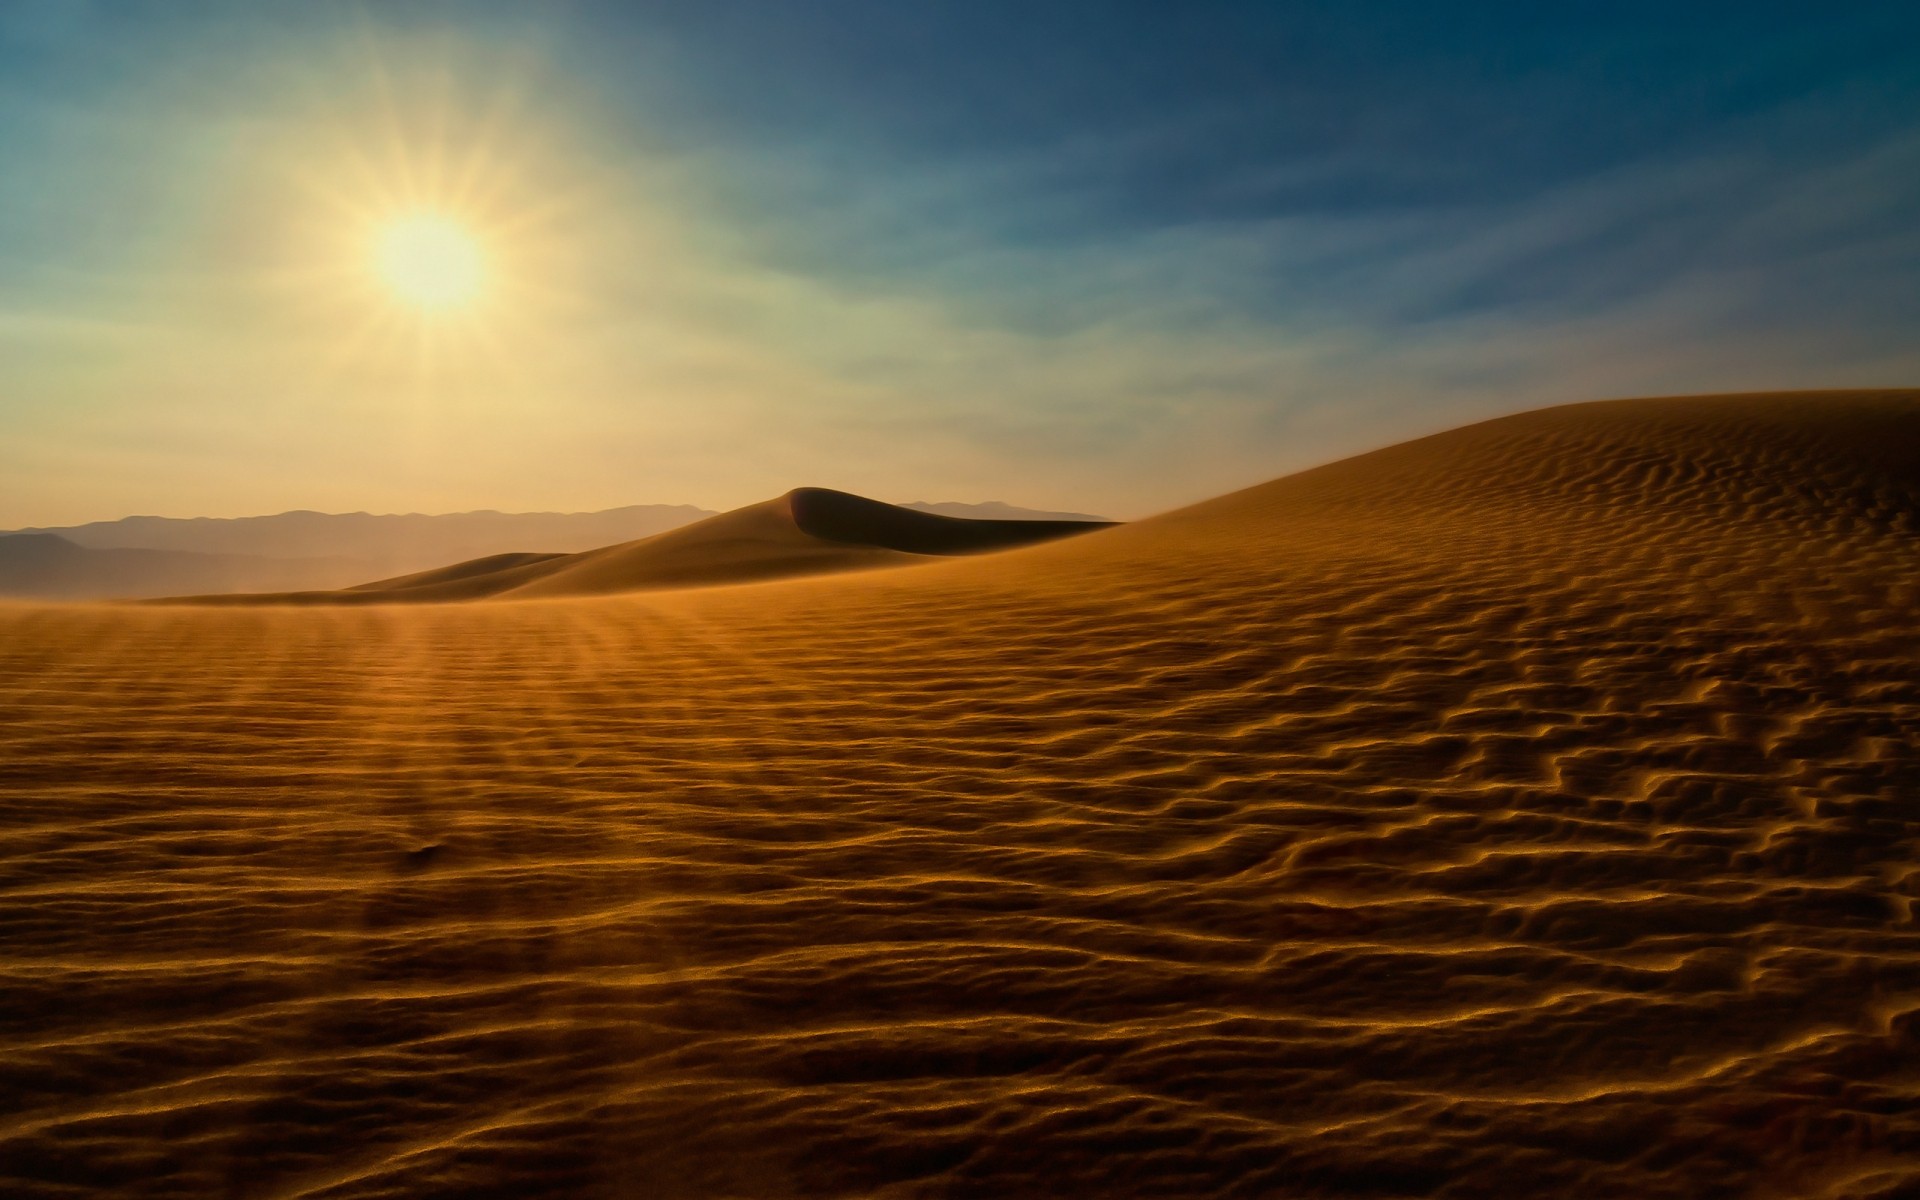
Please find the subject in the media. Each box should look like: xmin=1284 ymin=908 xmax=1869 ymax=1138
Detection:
xmin=179 ymin=487 xmax=1115 ymax=603
xmin=904 ymin=499 xmax=1110 ymax=522
xmin=343 ymin=551 xmax=574 ymax=595
xmin=789 ymin=487 xmax=1114 ymax=555
xmin=2 ymin=391 xmax=1917 ymax=1197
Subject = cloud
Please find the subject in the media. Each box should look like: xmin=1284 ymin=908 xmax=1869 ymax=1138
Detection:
xmin=1 ymin=4 xmax=1916 ymax=525
xmin=563 ymin=77 xmax=1920 ymax=517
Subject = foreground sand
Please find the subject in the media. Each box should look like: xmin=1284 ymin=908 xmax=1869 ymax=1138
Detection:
xmin=2 ymin=391 xmax=1917 ymax=1197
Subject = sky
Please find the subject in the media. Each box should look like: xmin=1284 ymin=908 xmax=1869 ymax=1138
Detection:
xmin=1 ymin=1 xmax=1916 ymax=526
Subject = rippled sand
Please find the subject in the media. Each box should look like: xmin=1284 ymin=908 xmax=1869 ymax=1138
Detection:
xmin=3 ymin=392 xmax=1918 ymax=1198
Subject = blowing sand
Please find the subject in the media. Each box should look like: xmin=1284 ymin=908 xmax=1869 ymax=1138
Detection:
xmin=1 ymin=391 xmax=1917 ymax=1197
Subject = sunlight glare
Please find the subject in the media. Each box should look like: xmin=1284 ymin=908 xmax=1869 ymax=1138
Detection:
xmin=375 ymin=215 xmax=483 ymax=310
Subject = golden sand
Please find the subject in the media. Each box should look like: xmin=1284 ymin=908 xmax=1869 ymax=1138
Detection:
xmin=2 ymin=391 xmax=1916 ymax=1196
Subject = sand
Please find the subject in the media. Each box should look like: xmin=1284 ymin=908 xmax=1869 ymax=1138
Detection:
xmin=175 ymin=488 xmax=1114 ymax=604
xmin=1 ymin=390 xmax=1916 ymax=1197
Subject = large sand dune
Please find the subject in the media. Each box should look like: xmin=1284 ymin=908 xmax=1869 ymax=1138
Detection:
xmin=1 ymin=391 xmax=1917 ymax=1197
xmin=180 ymin=488 xmax=1114 ymax=603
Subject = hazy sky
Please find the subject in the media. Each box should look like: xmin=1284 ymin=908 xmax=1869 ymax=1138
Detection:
xmin=2 ymin=1 xmax=1916 ymax=525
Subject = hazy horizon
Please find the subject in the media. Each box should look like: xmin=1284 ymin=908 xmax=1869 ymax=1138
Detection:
xmin=4 ymin=493 xmax=1108 ymax=530
xmin=2 ymin=2 xmax=1916 ymax=528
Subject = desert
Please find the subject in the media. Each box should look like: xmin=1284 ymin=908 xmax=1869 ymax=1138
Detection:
xmin=6 ymin=5 xmax=1919 ymax=1195
xmin=3 ymin=391 xmax=1917 ymax=1197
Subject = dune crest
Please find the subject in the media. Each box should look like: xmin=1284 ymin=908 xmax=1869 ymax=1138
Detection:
xmin=164 ymin=488 xmax=1116 ymax=604
xmin=786 ymin=486 xmax=1114 ymax=554
xmin=2 ymin=390 xmax=1916 ymax=1198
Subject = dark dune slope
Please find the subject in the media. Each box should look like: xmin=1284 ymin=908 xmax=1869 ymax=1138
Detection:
xmin=787 ymin=486 xmax=1114 ymax=554
xmin=345 ymin=551 xmax=571 ymax=594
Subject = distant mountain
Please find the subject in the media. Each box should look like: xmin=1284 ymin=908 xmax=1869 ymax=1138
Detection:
xmin=0 ymin=533 xmax=362 ymax=600
xmin=13 ymin=504 xmax=718 ymax=561
xmin=0 ymin=506 xmax=720 ymax=600
xmin=903 ymin=501 xmax=1110 ymax=522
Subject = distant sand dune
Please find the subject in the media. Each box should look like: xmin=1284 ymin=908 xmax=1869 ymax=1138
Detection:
xmin=345 ymin=550 xmax=572 ymax=593
xmin=790 ymin=486 xmax=1114 ymax=554
xmin=1 ymin=390 xmax=1916 ymax=1198
xmin=169 ymin=487 xmax=1115 ymax=603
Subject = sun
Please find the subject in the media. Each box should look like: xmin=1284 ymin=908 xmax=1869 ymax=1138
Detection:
xmin=374 ymin=214 xmax=484 ymax=311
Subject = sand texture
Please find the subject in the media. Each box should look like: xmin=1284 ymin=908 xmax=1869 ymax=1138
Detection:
xmin=2 ymin=391 xmax=1918 ymax=1197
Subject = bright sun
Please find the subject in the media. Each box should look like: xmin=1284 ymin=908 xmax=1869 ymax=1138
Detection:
xmin=374 ymin=215 xmax=483 ymax=311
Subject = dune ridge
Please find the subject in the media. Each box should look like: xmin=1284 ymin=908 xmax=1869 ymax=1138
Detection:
xmin=1 ymin=390 xmax=1916 ymax=1198
xmin=167 ymin=487 xmax=1116 ymax=604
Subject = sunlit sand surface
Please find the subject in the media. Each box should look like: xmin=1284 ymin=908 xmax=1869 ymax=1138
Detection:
xmin=3 ymin=391 xmax=1917 ymax=1197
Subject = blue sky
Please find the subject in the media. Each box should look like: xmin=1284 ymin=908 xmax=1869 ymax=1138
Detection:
xmin=1 ymin=1 xmax=1916 ymax=524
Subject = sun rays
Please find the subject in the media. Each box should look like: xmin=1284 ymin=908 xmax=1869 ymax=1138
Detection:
xmin=278 ymin=43 xmax=594 ymax=379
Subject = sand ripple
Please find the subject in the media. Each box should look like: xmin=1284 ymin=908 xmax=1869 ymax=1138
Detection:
xmin=2 ymin=392 xmax=1918 ymax=1197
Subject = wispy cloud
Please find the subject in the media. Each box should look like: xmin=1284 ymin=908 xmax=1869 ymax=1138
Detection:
xmin=0 ymin=3 xmax=1915 ymax=525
